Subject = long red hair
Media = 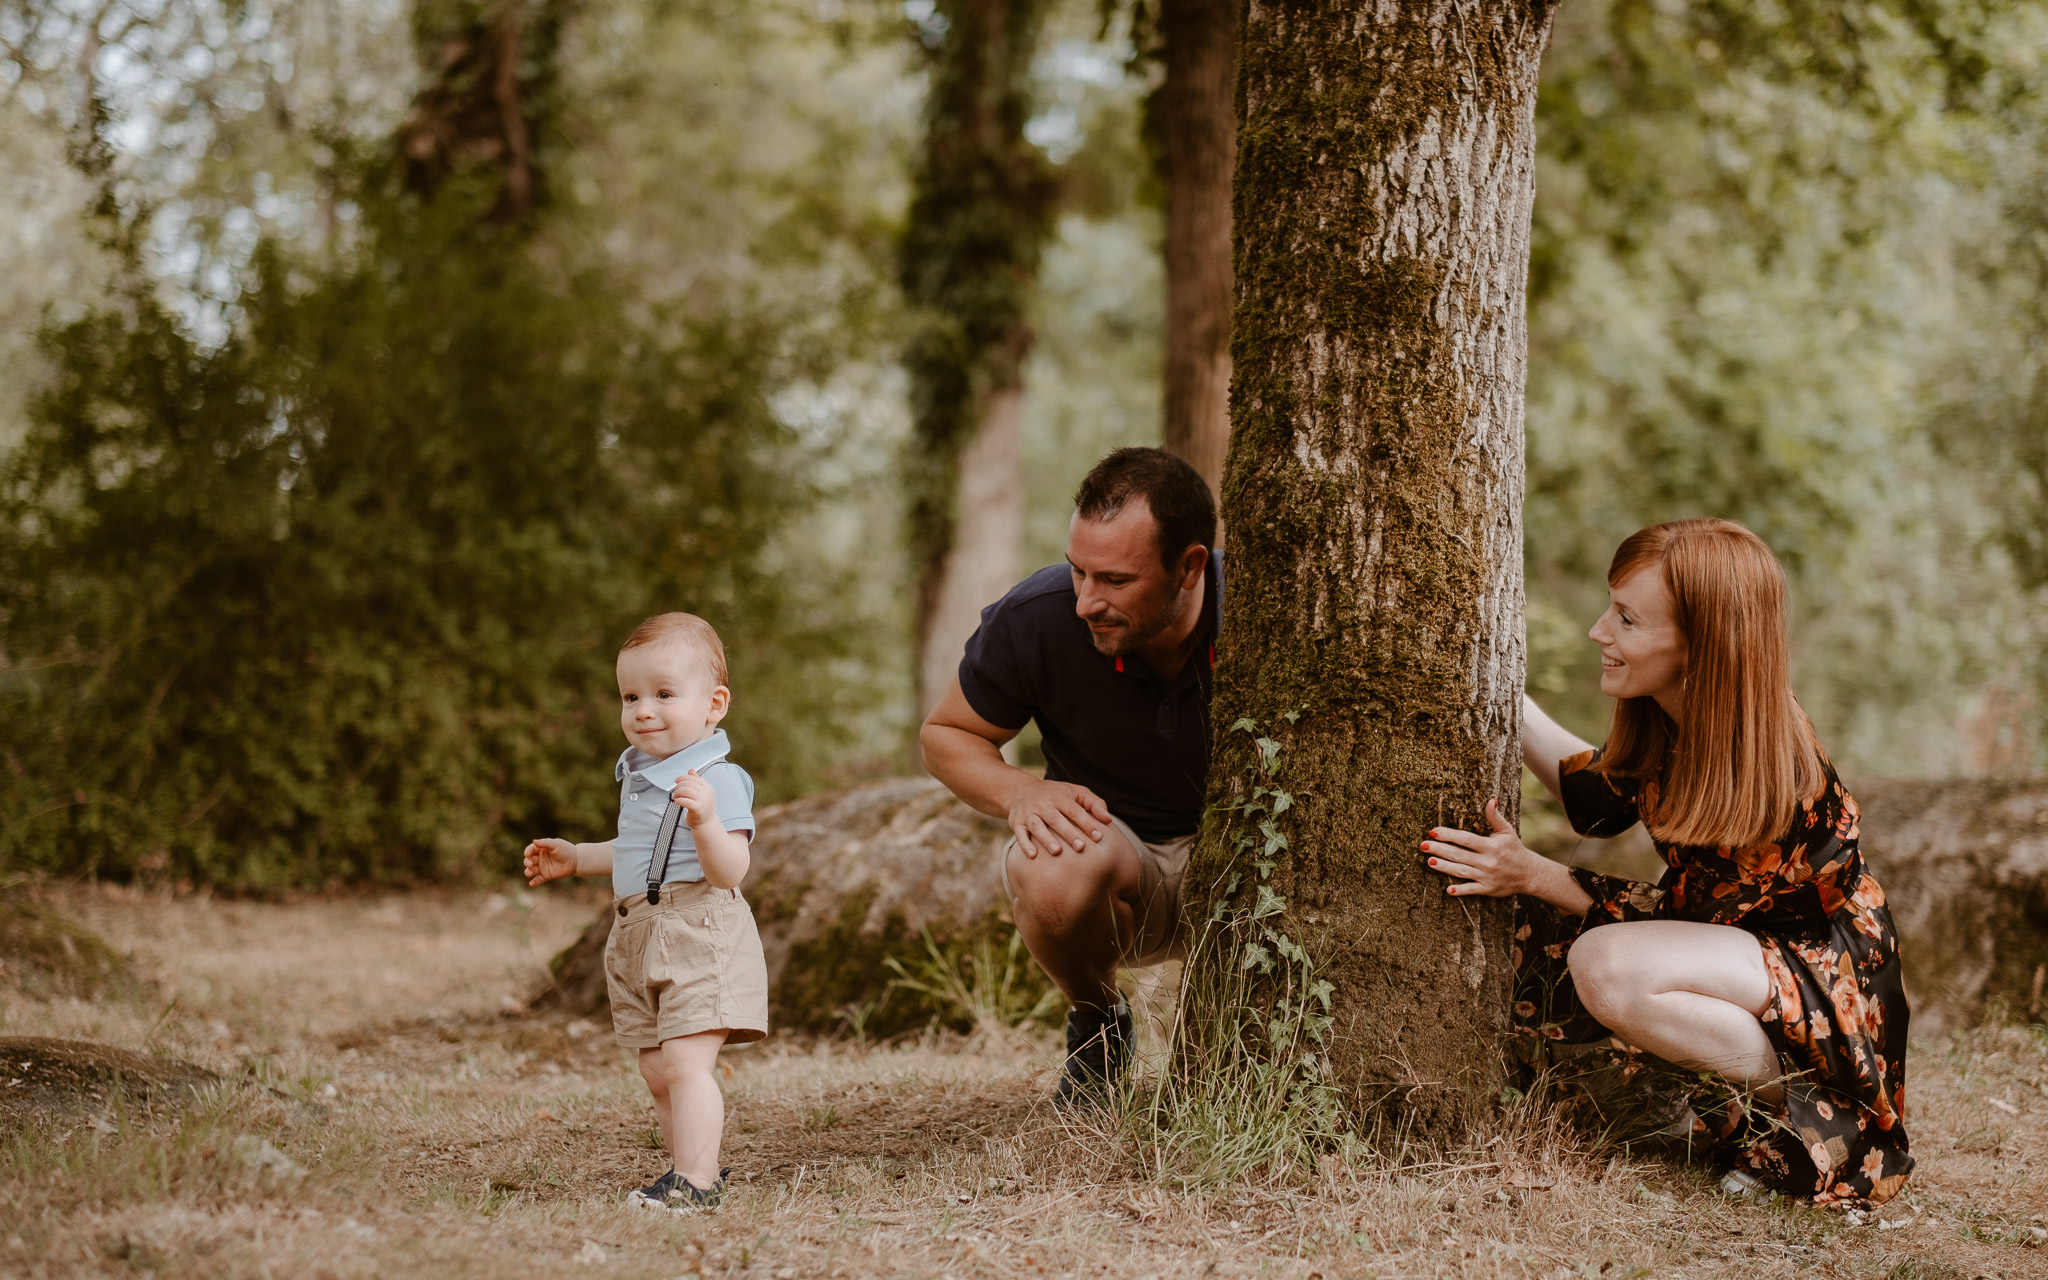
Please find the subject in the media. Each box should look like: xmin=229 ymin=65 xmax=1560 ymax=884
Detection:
xmin=1593 ymin=519 xmax=1824 ymax=848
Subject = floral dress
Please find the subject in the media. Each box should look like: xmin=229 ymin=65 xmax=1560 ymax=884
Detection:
xmin=1512 ymin=747 xmax=1913 ymax=1208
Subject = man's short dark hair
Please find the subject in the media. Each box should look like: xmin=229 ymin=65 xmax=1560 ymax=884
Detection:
xmin=1073 ymin=447 xmax=1217 ymax=569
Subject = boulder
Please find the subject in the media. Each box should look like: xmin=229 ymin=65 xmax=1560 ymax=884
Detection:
xmin=1857 ymin=779 xmax=2048 ymax=1036
xmin=535 ymin=777 xmax=1024 ymax=1036
xmin=0 ymin=890 xmax=139 ymax=1001
xmin=543 ymin=773 xmax=2048 ymax=1041
xmin=0 ymin=1036 xmax=215 ymax=1124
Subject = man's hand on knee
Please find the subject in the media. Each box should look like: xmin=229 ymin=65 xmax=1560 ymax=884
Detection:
xmin=1009 ymin=779 xmax=1111 ymax=858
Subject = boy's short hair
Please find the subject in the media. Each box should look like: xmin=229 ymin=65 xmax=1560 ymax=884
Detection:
xmin=620 ymin=612 xmax=729 ymax=687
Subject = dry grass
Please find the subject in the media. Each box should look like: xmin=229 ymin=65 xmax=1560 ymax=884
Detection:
xmin=2 ymin=883 xmax=2044 ymax=1279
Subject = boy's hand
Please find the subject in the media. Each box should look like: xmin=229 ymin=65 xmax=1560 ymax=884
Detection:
xmin=671 ymin=770 xmax=721 ymax=830
xmin=523 ymin=838 xmax=578 ymax=886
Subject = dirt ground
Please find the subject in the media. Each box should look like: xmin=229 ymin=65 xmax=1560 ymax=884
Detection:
xmin=2 ymin=884 xmax=2044 ymax=1280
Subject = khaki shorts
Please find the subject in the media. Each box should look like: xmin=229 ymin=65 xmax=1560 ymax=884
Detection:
xmin=604 ymin=881 xmax=769 ymax=1049
xmin=1002 ymin=814 xmax=1193 ymax=969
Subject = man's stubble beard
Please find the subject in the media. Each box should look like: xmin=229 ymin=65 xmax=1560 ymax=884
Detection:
xmin=1086 ymin=583 xmax=1188 ymax=658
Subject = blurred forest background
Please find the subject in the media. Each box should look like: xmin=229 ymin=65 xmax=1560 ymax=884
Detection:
xmin=1 ymin=0 xmax=2042 ymax=890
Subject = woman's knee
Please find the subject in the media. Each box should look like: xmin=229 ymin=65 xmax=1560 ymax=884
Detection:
xmin=1566 ymin=926 xmax=1642 ymax=1024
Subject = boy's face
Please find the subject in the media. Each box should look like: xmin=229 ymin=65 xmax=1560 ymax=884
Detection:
xmin=616 ymin=643 xmax=729 ymax=758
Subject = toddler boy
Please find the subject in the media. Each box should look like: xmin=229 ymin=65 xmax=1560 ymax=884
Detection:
xmin=522 ymin=611 xmax=768 ymax=1211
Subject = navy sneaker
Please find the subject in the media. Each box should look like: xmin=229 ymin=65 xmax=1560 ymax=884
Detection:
xmin=1053 ymin=1001 xmax=1133 ymax=1111
xmin=626 ymin=1169 xmax=681 ymax=1211
xmin=665 ymin=1166 xmax=731 ymax=1210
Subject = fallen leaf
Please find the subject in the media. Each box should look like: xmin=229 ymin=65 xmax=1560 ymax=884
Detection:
xmin=1987 ymin=1098 xmax=2020 ymax=1115
xmin=574 ymin=1239 xmax=608 ymax=1265
xmin=534 ymin=1109 xmax=557 ymax=1122
xmin=1508 ymin=1172 xmax=1555 ymax=1190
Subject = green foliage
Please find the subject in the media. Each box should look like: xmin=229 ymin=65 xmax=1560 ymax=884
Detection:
xmin=1527 ymin=0 xmax=2048 ymax=773
xmin=0 ymin=185 xmax=811 ymax=888
xmin=899 ymin=0 xmax=1061 ymax=601
xmin=1144 ymin=715 xmax=1354 ymax=1186
xmin=882 ymin=926 xmax=1063 ymax=1040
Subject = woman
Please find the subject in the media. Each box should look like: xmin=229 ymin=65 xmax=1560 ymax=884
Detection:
xmin=1422 ymin=519 xmax=1911 ymax=1208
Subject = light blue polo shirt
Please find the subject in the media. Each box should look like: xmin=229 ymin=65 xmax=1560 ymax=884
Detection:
xmin=612 ymin=729 xmax=756 ymax=899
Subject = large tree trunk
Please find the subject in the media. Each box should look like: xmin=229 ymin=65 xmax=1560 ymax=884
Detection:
xmin=396 ymin=0 xmax=571 ymax=225
xmin=1157 ymin=0 xmax=1237 ymax=501
xmin=916 ymin=387 xmax=1026 ymax=721
xmin=1186 ymin=0 xmax=1557 ymax=1140
xmin=901 ymin=0 xmax=1056 ymax=719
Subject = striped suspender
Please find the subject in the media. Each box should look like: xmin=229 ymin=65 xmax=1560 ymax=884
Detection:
xmin=644 ymin=747 xmax=730 ymax=905
xmin=647 ymin=800 xmax=685 ymax=905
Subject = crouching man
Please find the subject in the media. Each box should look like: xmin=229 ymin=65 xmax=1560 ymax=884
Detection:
xmin=919 ymin=447 xmax=1219 ymax=1107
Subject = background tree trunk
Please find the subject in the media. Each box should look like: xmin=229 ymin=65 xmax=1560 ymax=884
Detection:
xmin=901 ymin=0 xmax=1057 ymax=720
xmin=1157 ymin=0 xmax=1236 ymax=502
xmin=396 ymin=0 xmax=572 ymax=224
xmin=1155 ymin=0 xmax=1228 ymax=501
xmin=1187 ymin=0 xmax=1557 ymax=1139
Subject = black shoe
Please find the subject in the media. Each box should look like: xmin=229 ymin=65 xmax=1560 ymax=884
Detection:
xmin=626 ymin=1168 xmax=682 ymax=1210
xmin=1053 ymin=1002 xmax=1133 ymax=1111
xmin=663 ymin=1166 xmax=731 ymax=1211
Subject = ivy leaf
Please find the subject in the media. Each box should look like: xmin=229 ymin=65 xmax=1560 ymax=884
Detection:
xmin=1283 ymin=709 xmax=1301 ymax=723
xmin=1252 ymin=884 xmax=1287 ymax=919
xmin=1223 ymin=869 xmax=1242 ymax=897
xmin=1274 ymin=933 xmax=1307 ymax=964
xmin=1270 ymin=790 xmax=1293 ymax=815
xmin=1240 ymin=942 xmax=1273 ymax=972
xmin=1256 ymin=737 xmax=1281 ymax=771
xmin=1308 ymin=978 xmax=1335 ymax=1010
xmin=1231 ymin=717 xmax=1258 ymax=734
xmin=1253 ymin=858 xmax=1275 ymax=879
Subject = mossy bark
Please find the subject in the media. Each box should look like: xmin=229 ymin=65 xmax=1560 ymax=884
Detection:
xmin=1189 ymin=0 xmax=1557 ymax=1139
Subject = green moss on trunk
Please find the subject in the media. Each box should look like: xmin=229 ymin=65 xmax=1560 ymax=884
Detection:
xmin=1189 ymin=0 xmax=1559 ymax=1140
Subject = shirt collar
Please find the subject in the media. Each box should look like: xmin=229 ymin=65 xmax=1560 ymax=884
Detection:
xmin=614 ymin=729 xmax=731 ymax=787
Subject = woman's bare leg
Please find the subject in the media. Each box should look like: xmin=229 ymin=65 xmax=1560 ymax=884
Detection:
xmin=1566 ymin=919 xmax=1786 ymax=1103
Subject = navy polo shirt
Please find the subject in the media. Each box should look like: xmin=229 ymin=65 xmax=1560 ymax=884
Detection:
xmin=958 ymin=552 xmax=1221 ymax=842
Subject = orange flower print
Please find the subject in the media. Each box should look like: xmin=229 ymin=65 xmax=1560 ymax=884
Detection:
xmin=1816 ymin=879 xmax=1847 ymax=916
xmin=1517 ymin=762 xmax=1911 ymax=1209
xmin=1733 ymin=842 xmax=1784 ymax=881
xmin=1830 ymin=975 xmax=1865 ymax=1038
